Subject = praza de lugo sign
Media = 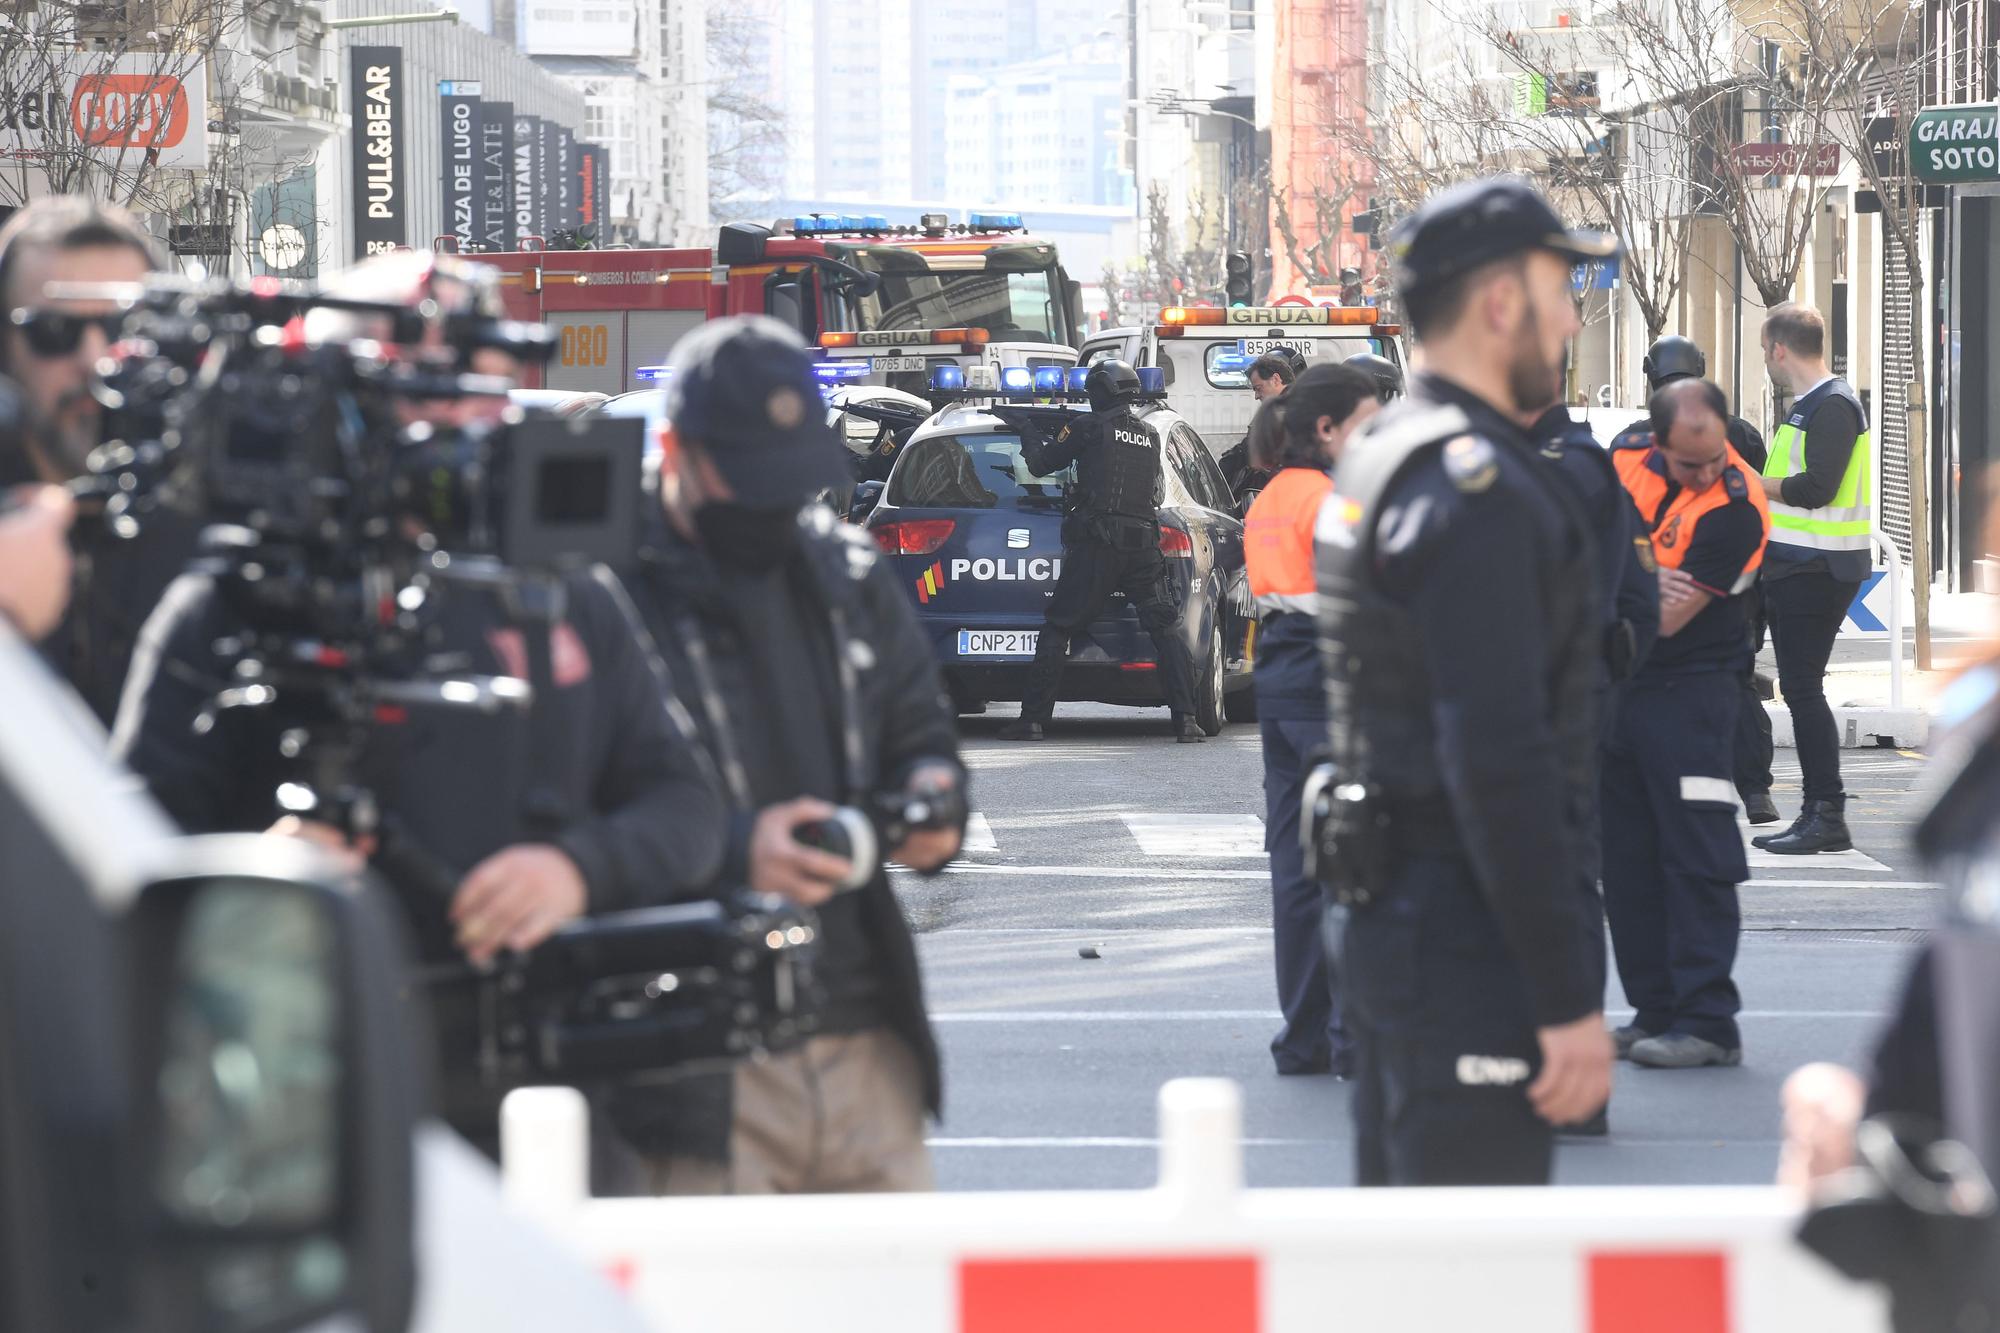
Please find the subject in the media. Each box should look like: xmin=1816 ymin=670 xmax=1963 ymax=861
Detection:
xmin=1910 ymin=104 xmax=1999 ymax=184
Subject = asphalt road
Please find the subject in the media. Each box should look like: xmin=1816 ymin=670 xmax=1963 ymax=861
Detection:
xmin=894 ymin=701 xmax=1935 ymax=1192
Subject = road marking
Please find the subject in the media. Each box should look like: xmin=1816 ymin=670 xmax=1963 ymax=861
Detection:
xmin=931 ymin=1008 xmax=1891 ymax=1022
xmin=963 ymin=813 xmax=998 ymax=853
xmin=1122 ymin=813 xmax=1265 ymax=857
xmin=911 ymin=863 xmax=1937 ymax=889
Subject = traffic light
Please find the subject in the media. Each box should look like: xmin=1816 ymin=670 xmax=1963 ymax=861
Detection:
xmin=1352 ymin=197 xmax=1381 ymax=251
xmin=1224 ymin=250 xmax=1253 ymax=306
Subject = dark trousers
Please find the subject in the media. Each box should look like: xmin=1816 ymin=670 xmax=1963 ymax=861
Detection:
xmin=1734 ymin=590 xmax=1774 ymax=797
xmin=1019 ymin=530 xmax=1197 ymax=722
xmin=1765 ymin=571 xmax=1861 ymax=803
xmin=1260 ymin=714 xmax=1348 ymax=1072
xmin=1335 ymin=847 xmax=1553 ymax=1185
xmin=1601 ymin=670 xmax=1746 ymax=1049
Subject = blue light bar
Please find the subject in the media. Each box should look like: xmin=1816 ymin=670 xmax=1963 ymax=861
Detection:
xmin=792 ymin=215 xmax=821 ymax=233
xmin=635 ymin=365 xmax=672 ymax=382
xmin=1032 ymin=366 xmax=1066 ymax=393
xmin=1066 ymin=366 xmax=1090 ymax=393
xmin=813 ymin=360 xmax=869 ymax=382
xmin=929 ymin=364 xmax=967 ymax=391
xmin=1136 ymin=366 xmax=1166 ymax=394
xmin=970 ymin=211 xmax=1023 ymax=231
xmin=860 ymin=214 xmax=890 ymax=230
xmin=1000 ymin=366 xmax=1034 ymax=396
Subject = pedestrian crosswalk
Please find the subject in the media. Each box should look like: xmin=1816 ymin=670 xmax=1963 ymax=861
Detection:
xmin=937 ymin=810 xmax=1895 ymax=874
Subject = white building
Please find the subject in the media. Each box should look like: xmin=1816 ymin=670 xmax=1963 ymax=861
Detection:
xmin=943 ymin=44 xmax=1131 ymax=209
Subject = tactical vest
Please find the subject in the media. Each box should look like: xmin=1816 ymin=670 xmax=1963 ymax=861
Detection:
xmin=1316 ymin=405 xmax=1600 ymax=807
xmin=1614 ymin=444 xmax=1771 ymax=588
xmin=1762 ymin=377 xmax=1872 ymax=580
xmin=1075 ymin=410 xmax=1163 ymax=521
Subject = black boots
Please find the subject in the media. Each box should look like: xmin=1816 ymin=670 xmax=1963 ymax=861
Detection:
xmin=1752 ymin=799 xmax=1853 ymax=854
xmin=1742 ymin=791 xmax=1781 ymax=825
xmin=1174 ymin=715 xmax=1207 ymax=744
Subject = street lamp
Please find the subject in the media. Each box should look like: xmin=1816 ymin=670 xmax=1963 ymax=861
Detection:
xmin=325 ymin=8 xmax=459 ymax=28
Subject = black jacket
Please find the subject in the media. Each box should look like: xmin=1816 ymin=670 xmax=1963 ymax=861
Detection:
xmin=110 ymin=564 xmax=726 ymax=958
xmin=1532 ymin=407 xmax=1659 ymax=690
xmin=628 ymin=505 xmax=965 ymax=1125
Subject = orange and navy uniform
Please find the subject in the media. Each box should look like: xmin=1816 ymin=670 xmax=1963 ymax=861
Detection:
xmin=1244 ymin=466 xmax=1334 ymax=718
xmin=1613 ymin=443 xmax=1771 ymax=675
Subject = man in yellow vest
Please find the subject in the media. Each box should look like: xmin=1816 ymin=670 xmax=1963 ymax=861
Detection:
xmin=1753 ymin=303 xmax=1871 ymax=855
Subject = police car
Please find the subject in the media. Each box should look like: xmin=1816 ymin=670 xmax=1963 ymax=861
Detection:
xmin=1079 ymin=305 xmax=1404 ymax=460
xmin=863 ymin=365 xmax=1254 ymax=731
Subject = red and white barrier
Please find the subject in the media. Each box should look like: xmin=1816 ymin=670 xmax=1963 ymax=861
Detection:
xmin=499 ymin=1079 xmax=1888 ymax=1333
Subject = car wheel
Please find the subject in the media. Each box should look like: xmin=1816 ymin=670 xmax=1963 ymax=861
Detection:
xmin=1193 ymin=622 xmax=1226 ymax=736
xmin=1223 ymin=680 xmax=1258 ymax=723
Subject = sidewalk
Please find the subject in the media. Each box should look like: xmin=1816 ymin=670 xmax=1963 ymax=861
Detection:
xmin=1760 ymin=590 xmax=1996 ymax=750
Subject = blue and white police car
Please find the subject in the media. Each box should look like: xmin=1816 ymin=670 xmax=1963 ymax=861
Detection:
xmin=862 ymin=365 xmax=1255 ymax=732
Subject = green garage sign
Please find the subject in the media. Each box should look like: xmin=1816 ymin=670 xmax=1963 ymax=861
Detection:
xmin=1910 ymin=104 xmax=2000 ymax=183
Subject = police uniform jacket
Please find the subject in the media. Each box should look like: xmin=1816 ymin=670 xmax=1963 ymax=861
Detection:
xmin=1317 ymin=372 xmax=1601 ymax=1026
xmin=1532 ymin=407 xmax=1659 ymax=683
xmin=1016 ymin=408 xmax=1163 ymax=528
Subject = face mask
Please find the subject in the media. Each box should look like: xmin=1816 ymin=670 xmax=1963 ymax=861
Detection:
xmin=694 ymin=501 xmax=799 ymax=573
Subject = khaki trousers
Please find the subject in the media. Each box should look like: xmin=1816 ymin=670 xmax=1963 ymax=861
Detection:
xmin=647 ymin=1028 xmax=932 ymax=1196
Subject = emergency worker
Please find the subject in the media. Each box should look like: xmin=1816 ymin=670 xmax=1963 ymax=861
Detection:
xmin=1609 ymin=335 xmax=1775 ymax=823
xmin=1314 ymin=176 xmax=1614 ymax=1184
xmin=995 ymin=360 xmax=1203 ymax=742
xmin=624 ymin=316 xmax=965 ymax=1193
xmin=1604 ymin=379 xmax=1769 ymax=1069
xmin=1754 ymin=302 xmax=1870 ymax=855
xmin=1531 ymin=400 xmax=1658 ymax=1137
xmin=1244 ymin=364 xmax=1380 ymax=1077
xmin=0 ymin=198 xmax=201 ymax=725
xmin=110 ymin=253 xmax=728 ymax=1154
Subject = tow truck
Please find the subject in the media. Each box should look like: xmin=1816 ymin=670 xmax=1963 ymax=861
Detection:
xmin=476 ymin=212 xmax=1084 ymax=397
xmin=1078 ymin=304 xmax=1404 ymax=460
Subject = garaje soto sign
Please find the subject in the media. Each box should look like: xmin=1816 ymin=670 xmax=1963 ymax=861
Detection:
xmin=1909 ymin=105 xmax=1999 ymax=184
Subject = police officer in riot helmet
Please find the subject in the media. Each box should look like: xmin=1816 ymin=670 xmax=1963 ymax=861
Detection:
xmin=994 ymin=358 xmax=1205 ymax=742
xmin=1344 ymin=352 xmax=1405 ymax=403
xmin=1313 ymin=176 xmax=1615 ymax=1184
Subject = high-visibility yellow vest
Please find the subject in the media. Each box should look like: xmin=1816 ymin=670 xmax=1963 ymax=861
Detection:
xmin=1762 ymin=378 xmax=1872 ymax=566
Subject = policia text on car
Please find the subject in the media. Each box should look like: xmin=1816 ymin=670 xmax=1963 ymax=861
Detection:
xmin=1310 ymin=177 xmax=1616 ymax=1185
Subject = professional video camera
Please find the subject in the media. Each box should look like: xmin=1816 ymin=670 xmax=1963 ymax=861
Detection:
xmin=793 ymin=771 xmax=969 ymax=891
xmin=66 ymin=272 xmax=817 ymax=1086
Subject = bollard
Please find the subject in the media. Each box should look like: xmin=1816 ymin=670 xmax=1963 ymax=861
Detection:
xmin=501 ymin=1085 xmax=592 ymax=1216
xmin=1154 ymin=1077 xmax=1243 ymax=1215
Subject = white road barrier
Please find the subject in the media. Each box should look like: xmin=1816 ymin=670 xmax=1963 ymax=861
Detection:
xmin=500 ymin=1079 xmax=1889 ymax=1333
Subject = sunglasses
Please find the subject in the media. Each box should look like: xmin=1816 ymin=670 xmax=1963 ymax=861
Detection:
xmin=7 ymin=308 xmax=123 ymax=358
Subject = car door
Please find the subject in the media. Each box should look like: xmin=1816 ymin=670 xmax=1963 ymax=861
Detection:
xmin=1163 ymin=420 xmax=1252 ymax=671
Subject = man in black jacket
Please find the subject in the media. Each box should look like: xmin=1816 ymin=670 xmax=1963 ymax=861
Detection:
xmin=0 ymin=198 xmax=202 ymax=725
xmin=625 ymin=316 xmax=965 ymax=1194
xmin=110 ymin=258 xmax=727 ymax=1148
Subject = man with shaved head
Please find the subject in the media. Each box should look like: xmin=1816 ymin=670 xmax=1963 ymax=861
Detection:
xmin=1604 ymin=377 xmax=1771 ymax=1070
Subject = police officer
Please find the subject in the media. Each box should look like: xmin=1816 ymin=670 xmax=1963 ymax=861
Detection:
xmin=0 ymin=198 xmax=202 ymax=725
xmin=995 ymin=360 xmax=1204 ymax=742
xmin=1609 ymin=336 xmax=1776 ymax=824
xmin=1604 ymin=378 xmax=1770 ymax=1069
xmin=623 ymin=317 xmax=965 ymax=1193
xmin=1314 ymin=176 xmax=1614 ymax=1184
xmin=1344 ymin=352 xmax=1405 ymax=403
xmin=1754 ymin=302 xmax=1870 ymax=855
xmin=1244 ymin=364 xmax=1381 ymax=1077
xmin=1530 ymin=398 xmax=1659 ymax=1137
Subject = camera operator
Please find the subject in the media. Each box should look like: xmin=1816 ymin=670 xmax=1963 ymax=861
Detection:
xmin=0 ymin=484 xmax=75 ymax=640
xmin=625 ymin=316 xmax=965 ymax=1194
xmin=0 ymin=198 xmax=200 ymax=724
xmin=110 ymin=253 xmax=728 ymax=1148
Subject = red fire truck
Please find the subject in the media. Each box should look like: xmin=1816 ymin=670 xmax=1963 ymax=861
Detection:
xmin=474 ymin=211 xmax=1084 ymax=395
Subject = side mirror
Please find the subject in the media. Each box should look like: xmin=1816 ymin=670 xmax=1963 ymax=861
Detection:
xmin=849 ymin=480 xmax=886 ymax=523
xmin=125 ymin=835 xmax=421 ymax=1333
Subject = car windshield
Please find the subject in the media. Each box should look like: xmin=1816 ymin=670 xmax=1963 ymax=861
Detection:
xmin=886 ymin=431 xmax=1071 ymax=512
xmin=1204 ymin=338 xmax=1388 ymax=389
xmin=833 ymin=243 xmax=1064 ymax=345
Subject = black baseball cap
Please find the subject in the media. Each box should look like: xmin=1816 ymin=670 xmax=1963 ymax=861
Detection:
xmin=1390 ymin=176 xmax=1618 ymax=298
xmin=662 ymin=315 xmax=849 ymax=508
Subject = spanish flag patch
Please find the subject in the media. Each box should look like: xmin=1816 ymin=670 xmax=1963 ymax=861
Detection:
xmin=914 ymin=561 xmax=946 ymax=603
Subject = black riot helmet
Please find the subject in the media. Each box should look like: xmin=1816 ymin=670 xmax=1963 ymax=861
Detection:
xmin=1084 ymin=358 xmax=1143 ymax=413
xmin=1642 ymin=335 xmax=1706 ymax=390
xmin=1344 ymin=352 xmax=1404 ymax=402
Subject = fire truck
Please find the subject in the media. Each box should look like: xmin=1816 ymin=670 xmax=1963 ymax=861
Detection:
xmin=475 ymin=211 xmax=1084 ymax=396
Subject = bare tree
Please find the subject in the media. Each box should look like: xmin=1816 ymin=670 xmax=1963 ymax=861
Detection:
xmin=1268 ymin=166 xmax=1362 ymax=292
xmin=1129 ymin=181 xmax=1225 ymax=313
xmin=704 ymin=0 xmax=784 ymax=221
